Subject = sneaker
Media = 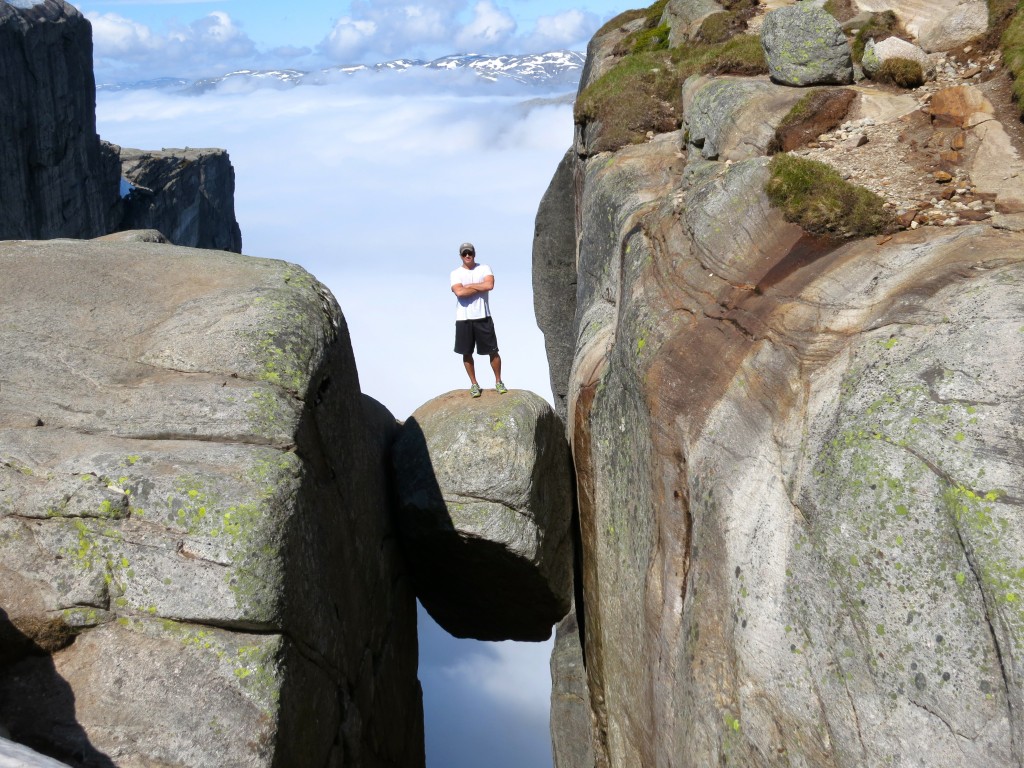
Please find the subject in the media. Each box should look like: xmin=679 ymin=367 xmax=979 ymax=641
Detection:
xmin=469 ymin=383 xmax=482 ymax=398
xmin=495 ymin=380 xmax=508 ymax=395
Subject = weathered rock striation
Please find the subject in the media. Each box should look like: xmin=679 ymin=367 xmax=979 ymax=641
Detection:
xmin=119 ymin=147 xmax=243 ymax=253
xmin=0 ymin=239 xmax=423 ymax=767
xmin=537 ymin=1 xmax=1024 ymax=766
xmin=392 ymin=390 xmax=574 ymax=641
xmin=0 ymin=1 xmax=120 ymax=241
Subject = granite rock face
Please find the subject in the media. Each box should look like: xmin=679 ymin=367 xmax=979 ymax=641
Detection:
xmin=854 ymin=0 xmax=989 ymax=52
xmin=760 ymin=4 xmax=854 ymax=86
xmin=119 ymin=147 xmax=243 ymax=253
xmin=537 ymin=4 xmax=1024 ymax=765
xmin=0 ymin=1 xmax=120 ymax=240
xmin=392 ymin=389 xmax=574 ymax=641
xmin=0 ymin=239 xmax=423 ymax=767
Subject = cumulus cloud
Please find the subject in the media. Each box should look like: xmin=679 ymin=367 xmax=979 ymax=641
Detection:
xmin=454 ymin=0 xmax=516 ymax=51
xmin=89 ymin=12 xmax=160 ymax=55
xmin=318 ymin=0 xmax=599 ymax=63
xmin=89 ymin=9 xmax=260 ymax=79
xmin=523 ymin=9 xmax=601 ymax=52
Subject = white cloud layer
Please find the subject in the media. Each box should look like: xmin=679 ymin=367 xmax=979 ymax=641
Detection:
xmin=320 ymin=0 xmax=596 ymax=62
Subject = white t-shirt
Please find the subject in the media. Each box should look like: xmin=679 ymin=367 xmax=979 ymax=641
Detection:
xmin=450 ymin=263 xmax=492 ymax=321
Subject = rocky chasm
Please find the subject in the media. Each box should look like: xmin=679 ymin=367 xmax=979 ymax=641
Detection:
xmin=5 ymin=0 xmax=1024 ymax=766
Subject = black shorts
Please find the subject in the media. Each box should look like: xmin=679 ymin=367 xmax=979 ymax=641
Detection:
xmin=454 ymin=317 xmax=499 ymax=356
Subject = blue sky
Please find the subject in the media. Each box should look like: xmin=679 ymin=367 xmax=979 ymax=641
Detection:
xmin=86 ymin=1 xmax=626 ymax=765
xmin=79 ymin=0 xmax=627 ymax=80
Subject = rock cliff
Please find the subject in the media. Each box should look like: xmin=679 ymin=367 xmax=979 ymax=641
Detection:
xmin=0 ymin=0 xmax=119 ymax=241
xmin=0 ymin=1 xmax=242 ymax=251
xmin=537 ymin=1 xmax=1024 ymax=765
xmin=119 ymin=147 xmax=244 ymax=253
xmin=0 ymin=239 xmax=423 ymax=767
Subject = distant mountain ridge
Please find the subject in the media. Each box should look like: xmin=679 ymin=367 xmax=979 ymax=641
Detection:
xmin=98 ymin=50 xmax=586 ymax=93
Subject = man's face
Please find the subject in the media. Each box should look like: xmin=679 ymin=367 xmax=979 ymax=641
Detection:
xmin=460 ymin=250 xmax=475 ymax=266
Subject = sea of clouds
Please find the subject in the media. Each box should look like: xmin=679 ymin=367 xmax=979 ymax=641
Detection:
xmin=97 ymin=68 xmax=574 ymax=768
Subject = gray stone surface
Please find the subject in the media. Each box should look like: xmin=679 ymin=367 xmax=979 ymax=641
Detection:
xmin=760 ymin=3 xmax=854 ymax=86
xmin=683 ymin=75 xmax=809 ymax=161
xmin=0 ymin=239 xmax=423 ymax=767
xmin=392 ymin=389 xmax=574 ymax=641
xmin=539 ymin=16 xmax=1024 ymax=762
xmin=0 ymin=1 xmax=120 ymax=240
xmin=118 ymin=147 xmax=243 ymax=252
xmin=533 ymin=149 xmax=578 ymax=421
xmin=550 ymin=609 xmax=598 ymax=768
xmin=862 ymin=36 xmax=934 ymax=78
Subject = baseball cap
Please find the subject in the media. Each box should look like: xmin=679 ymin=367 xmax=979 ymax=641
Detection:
xmin=459 ymin=242 xmax=475 ymax=255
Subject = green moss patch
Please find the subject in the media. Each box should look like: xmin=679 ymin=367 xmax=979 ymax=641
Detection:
xmin=1000 ymin=2 xmax=1024 ymax=118
xmin=766 ymin=154 xmax=894 ymax=238
xmin=852 ymin=11 xmax=903 ymax=62
xmin=576 ymin=34 xmax=767 ymax=152
xmin=874 ymin=57 xmax=926 ymax=88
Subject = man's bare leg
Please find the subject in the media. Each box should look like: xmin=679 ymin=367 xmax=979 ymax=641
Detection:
xmin=489 ymin=353 xmax=502 ymax=384
xmin=463 ymin=354 xmax=478 ymax=385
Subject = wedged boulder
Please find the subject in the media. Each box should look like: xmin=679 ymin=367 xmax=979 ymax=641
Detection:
xmin=118 ymin=147 xmax=243 ymax=253
xmin=0 ymin=239 xmax=423 ymax=767
xmin=862 ymin=36 xmax=934 ymax=78
xmin=0 ymin=1 xmax=120 ymax=240
xmin=760 ymin=4 xmax=854 ymax=86
xmin=392 ymin=390 xmax=574 ymax=641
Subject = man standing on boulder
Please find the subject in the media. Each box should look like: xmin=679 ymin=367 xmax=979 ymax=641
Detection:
xmin=451 ymin=242 xmax=507 ymax=398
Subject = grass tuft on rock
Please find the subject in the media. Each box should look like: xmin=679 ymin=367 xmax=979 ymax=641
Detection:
xmin=873 ymin=57 xmax=925 ymax=88
xmin=1000 ymin=2 xmax=1024 ymax=118
xmin=823 ymin=0 xmax=857 ymax=22
xmin=575 ymin=33 xmax=767 ymax=151
xmin=852 ymin=11 xmax=902 ymax=62
xmin=766 ymin=154 xmax=894 ymax=238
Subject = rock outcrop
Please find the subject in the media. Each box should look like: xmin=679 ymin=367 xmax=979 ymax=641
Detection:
xmin=0 ymin=239 xmax=423 ymax=767
xmin=537 ymin=1 xmax=1024 ymax=765
xmin=0 ymin=1 xmax=120 ymax=241
xmin=119 ymin=147 xmax=243 ymax=253
xmin=392 ymin=390 xmax=574 ymax=641
xmin=1 ymin=3 xmax=242 ymax=252
xmin=856 ymin=0 xmax=989 ymax=52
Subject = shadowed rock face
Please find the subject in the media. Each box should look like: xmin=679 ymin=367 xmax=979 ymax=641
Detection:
xmin=0 ymin=240 xmax=423 ymax=767
xmin=119 ymin=147 xmax=243 ymax=253
xmin=537 ymin=4 xmax=1024 ymax=766
xmin=392 ymin=390 xmax=574 ymax=641
xmin=1 ymin=4 xmax=243 ymax=252
xmin=0 ymin=1 xmax=120 ymax=240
